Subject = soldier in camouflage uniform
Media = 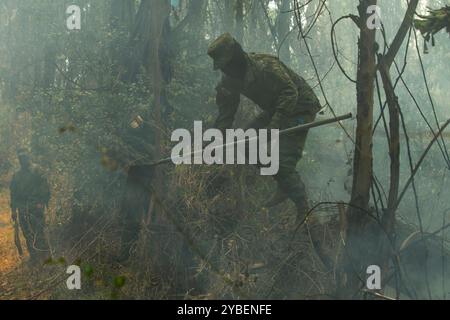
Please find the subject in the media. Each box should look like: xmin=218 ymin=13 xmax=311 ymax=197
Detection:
xmin=207 ymin=33 xmax=321 ymax=219
xmin=10 ymin=151 xmax=50 ymax=262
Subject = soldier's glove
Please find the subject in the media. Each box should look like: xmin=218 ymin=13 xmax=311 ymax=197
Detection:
xmin=245 ymin=112 xmax=273 ymax=131
xmin=296 ymin=116 xmax=306 ymax=126
xmin=268 ymin=114 xmax=282 ymax=130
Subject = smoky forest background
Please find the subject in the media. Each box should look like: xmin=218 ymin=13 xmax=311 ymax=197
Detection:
xmin=0 ymin=0 xmax=449 ymax=300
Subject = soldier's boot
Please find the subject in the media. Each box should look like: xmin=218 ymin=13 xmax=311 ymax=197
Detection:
xmin=264 ymin=188 xmax=289 ymax=208
xmin=275 ymin=173 xmax=309 ymax=224
xmin=293 ymin=195 xmax=310 ymax=225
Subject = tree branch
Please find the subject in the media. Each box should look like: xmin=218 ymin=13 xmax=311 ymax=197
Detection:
xmin=382 ymin=0 xmax=419 ymax=68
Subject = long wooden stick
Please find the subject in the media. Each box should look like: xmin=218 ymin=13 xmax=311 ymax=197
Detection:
xmin=148 ymin=113 xmax=353 ymax=167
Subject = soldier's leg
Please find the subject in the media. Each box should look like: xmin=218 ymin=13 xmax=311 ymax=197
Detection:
xmin=19 ymin=210 xmax=38 ymax=261
xmin=121 ymin=206 xmax=142 ymax=244
xmin=29 ymin=208 xmax=50 ymax=261
xmin=119 ymin=168 xmax=150 ymax=260
xmin=120 ymin=196 xmax=145 ymax=260
xmin=274 ymin=146 xmax=308 ymax=213
xmin=273 ymin=113 xmax=316 ymax=219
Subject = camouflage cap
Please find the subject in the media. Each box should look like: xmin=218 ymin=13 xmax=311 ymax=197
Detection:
xmin=207 ymin=33 xmax=240 ymax=70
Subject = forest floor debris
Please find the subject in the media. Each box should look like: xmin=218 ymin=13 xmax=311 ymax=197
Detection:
xmin=0 ymin=192 xmax=31 ymax=299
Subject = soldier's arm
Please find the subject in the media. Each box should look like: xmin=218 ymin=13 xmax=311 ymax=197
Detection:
xmin=214 ymin=77 xmax=240 ymax=132
xmin=266 ymin=66 xmax=299 ymax=128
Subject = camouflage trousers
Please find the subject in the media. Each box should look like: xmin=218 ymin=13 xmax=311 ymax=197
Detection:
xmin=247 ymin=110 xmax=317 ymax=209
xmin=18 ymin=206 xmax=49 ymax=261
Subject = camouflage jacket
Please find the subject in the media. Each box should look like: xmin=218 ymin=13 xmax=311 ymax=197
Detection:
xmin=214 ymin=53 xmax=321 ymax=131
xmin=10 ymin=168 xmax=50 ymax=210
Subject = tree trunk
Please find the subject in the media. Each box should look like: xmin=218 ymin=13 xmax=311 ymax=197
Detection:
xmin=277 ymin=0 xmax=291 ymax=63
xmin=224 ymin=0 xmax=235 ymax=33
xmin=340 ymin=0 xmax=378 ymax=299
xmin=150 ymin=0 xmax=170 ymax=203
xmin=340 ymin=0 xmax=420 ymax=299
xmin=377 ymin=0 xmax=419 ymax=284
xmin=235 ymin=0 xmax=244 ymax=43
xmin=111 ymin=0 xmax=135 ymax=31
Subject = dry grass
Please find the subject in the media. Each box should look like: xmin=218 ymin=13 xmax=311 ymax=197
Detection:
xmin=0 ymin=162 xmax=345 ymax=300
xmin=0 ymin=191 xmax=22 ymax=276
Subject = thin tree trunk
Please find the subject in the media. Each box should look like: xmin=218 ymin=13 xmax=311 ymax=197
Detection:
xmin=150 ymin=0 xmax=170 ymax=207
xmin=377 ymin=0 xmax=419 ymax=282
xmin=235 ymin=0 xmax=244 ymax=43
xmin=379 ymin=0 xmax=419 ymax=233
xmin=341 ymin=0 xmax=378 ymax=299
xmin=277 ymin=0 xmax=291 ymax=63
xmin=340 ymin=0 xmax=419 ymax=298
xmin=224 ymin=0 xmax=235 ymax=33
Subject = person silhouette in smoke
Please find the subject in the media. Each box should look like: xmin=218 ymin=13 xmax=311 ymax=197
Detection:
xmin=10 ymin=150 xmax=50 ymax=263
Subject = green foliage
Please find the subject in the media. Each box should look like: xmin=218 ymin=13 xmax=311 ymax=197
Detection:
xmin=113 ymin=275 xmax=126 ymax=288
xmin=83 ymin=264 xmax=94 ymax=278
xmin=414 ymin=6 xmax=450 ymax=49
xmin=43 ymin=257 xmax=67 ymax=266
